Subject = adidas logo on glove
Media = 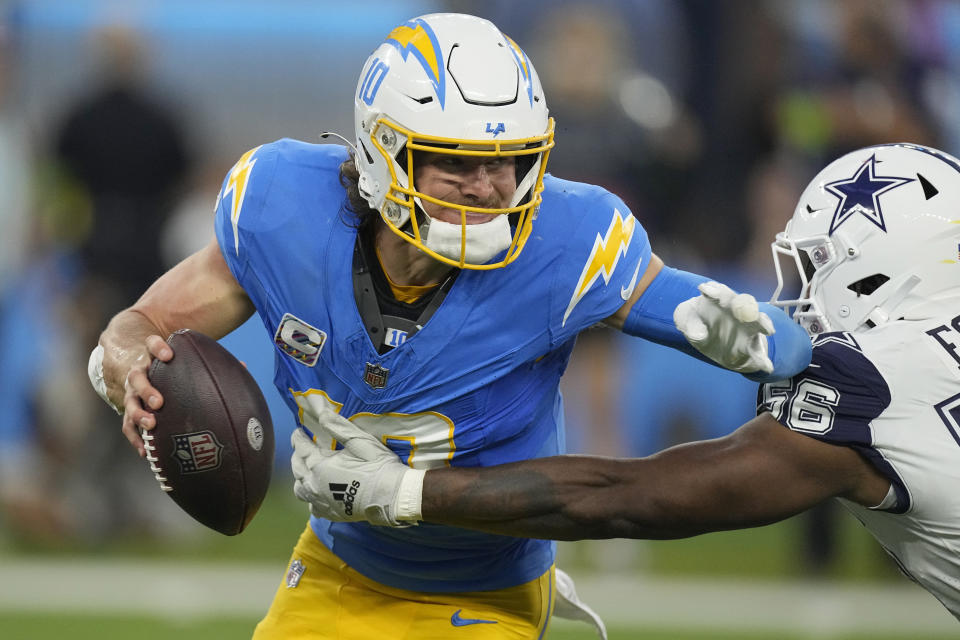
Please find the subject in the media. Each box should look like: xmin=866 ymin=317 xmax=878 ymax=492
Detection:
xmin=329 ymin=480 xmax=361 ymax=515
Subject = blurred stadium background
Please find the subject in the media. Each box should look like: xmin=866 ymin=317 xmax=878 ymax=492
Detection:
xmin=1 ymin=0 xmax=959 ymax=637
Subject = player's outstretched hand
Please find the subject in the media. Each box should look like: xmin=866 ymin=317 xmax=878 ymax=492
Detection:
xmin=290 ymin=416 xmax=424 ymax=527
xmin=673 ymin=281 xmax=775 ymax=374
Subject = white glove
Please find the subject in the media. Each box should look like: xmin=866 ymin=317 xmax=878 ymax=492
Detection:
xmin=554 ymin=568 xmax=607 ymax=640
xmin=290 ymin=415 xmax=425 ymax=527
xmin=673 ymin=281 xmax=774 ymax=374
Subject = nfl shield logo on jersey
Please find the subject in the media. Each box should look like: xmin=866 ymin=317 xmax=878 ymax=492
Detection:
xmin=363 ymin=362 xmax=389 ymax=389
xmin=171 ymin=431 xmax=224 ymax=474
xmin=285 ymin=558 xmax=305 ymax=588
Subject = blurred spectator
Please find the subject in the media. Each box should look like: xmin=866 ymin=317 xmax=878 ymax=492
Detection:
xmin=0 ymin=251 xmax=199 ymax=544
xmin=0 ymin=16 xmax=56 ymax=542
xmin=669 ymin=1 xmax=789 ymax=263
xmin=907 ymin=0 xmax=960 ymax=156
xmin=159 ymin=162 xmax=225 ymax=268
xmin=523 ymin=1 xmax=700 ymax=234
xmin=774 ymin=0 xmax=939 ymax=163
xmin=0 ymin=24 xmax=31 ymax=293
xmin=0 ymin=256 xmax=72 ymax=543
xmin=0 ymin=22 xmax=198 ymax=545
xmin=52 ymin=23 xmax=190 ymax=316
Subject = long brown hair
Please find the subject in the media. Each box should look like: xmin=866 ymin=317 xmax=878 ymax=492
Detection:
xmin=339 ymin=154 xmax=379 ymax=232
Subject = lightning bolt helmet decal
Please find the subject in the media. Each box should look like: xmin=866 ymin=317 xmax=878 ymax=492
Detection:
xmin=385 ymin=18 xmax=446 ymax=109
xmin=352 ymin=13 xmax=555 ymax=270
xmin=503 ymin=34 xmax=534 ymax=107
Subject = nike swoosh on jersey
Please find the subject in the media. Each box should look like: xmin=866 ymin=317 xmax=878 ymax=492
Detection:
xmin=450 ymin=609 xmax=498 ymax=627
xmin=620 ymin=257 xmax=644 ymax=301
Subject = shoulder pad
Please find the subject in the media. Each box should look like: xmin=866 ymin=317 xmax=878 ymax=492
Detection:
xmin=545 ymin=184 xmax=651 ymax=338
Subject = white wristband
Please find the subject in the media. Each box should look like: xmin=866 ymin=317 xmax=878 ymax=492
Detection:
xmin=87 ymin=344 xmax=123 ymax=415
xmin=394 ymin=468 xmax=426 ymax=522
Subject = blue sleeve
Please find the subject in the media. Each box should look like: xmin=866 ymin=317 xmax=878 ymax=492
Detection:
xmin=622 ymin=267 xmax=812 ymax=382
xmin=214 ymin=144 xmax=270 ymax=286
xmin=748 ymin=302 xmax=813 ymax=383
xmin=547 ymin=184 xmax=651 ymax=343
xmin=621 ymin=265 xmax=710 ymax=358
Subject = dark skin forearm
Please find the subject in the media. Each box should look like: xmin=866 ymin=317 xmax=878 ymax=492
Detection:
xmin=424 ymin=456 xmax=681 ymax=540
xmin=421 ymin=414 xmax=891 ymax=540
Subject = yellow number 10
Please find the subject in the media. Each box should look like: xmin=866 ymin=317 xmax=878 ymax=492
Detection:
xmin=291 ymin=389 xmax=456 ymax=469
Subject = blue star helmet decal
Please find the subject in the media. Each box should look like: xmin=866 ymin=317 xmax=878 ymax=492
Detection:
xmin=825 ymin=154 xmax=913 ymax=235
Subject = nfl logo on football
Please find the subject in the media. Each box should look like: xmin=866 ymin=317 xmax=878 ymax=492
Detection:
xmin=172 ymin=431 xmax=224 ymax=473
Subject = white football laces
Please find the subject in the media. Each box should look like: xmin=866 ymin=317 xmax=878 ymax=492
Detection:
xmin=141 ymin=429 xmax=173 ymax=492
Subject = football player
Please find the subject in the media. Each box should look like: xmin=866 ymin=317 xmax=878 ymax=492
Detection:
xmin=299 ymin=143 xmax=960 ymax=622
xmin=88 ymin=13 xmax=811 ymax=640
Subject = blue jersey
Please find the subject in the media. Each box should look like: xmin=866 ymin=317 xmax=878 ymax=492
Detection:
xmin=214 ymin=139 xmax=650 ymax=592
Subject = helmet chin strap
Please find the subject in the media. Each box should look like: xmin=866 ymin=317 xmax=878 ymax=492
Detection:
xmin=864 ymin=275 xmax=921 ymax=327
xmin=421 ymin=214 xmax=512 ymax=266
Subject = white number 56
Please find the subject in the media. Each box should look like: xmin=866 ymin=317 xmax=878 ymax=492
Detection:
xmin=788 ymin=379 xmax=839 ymax=434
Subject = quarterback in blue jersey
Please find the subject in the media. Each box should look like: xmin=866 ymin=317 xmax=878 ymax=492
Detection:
xmin=89 ymin=13 xmax=810 ymax=640
xmin=306 ymin=143 xmax=960 ymax=622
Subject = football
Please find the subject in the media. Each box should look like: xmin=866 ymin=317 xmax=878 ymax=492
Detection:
xmin=143 ymin=329 xmax=274 ymax=535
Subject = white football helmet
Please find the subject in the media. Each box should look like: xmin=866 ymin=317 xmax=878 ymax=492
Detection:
xmin=353 ymin=13 xmax=554 ymax=269
xmin=771 ymin=143 xmax=960 ymax=335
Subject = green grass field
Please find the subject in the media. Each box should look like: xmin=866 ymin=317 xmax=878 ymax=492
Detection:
xmin=3 ymin=486 xmax=897 ymax=581
xmin=0 ymin=486 xmax=950 ymax=639
xmin=1 ymin=614 xmax=955 ymax=640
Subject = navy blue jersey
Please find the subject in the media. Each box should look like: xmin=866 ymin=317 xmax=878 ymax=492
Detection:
xmin=758 ymin=332 xmax=902 ymax=508
xmin=214 ymin=140 xmax=650 ymax=591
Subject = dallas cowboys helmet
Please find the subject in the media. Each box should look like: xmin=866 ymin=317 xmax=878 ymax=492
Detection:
xmin=352 ymin=13 xmax=554 ymax=269
xmin=771 ymin=143 xmax=960 ymax=335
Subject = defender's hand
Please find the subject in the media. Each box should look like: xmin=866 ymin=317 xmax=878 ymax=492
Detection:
xmin=673 ymin=281 xmax=775 ymax=374
xmin=290 ymin=416 xmax=424 ymax=527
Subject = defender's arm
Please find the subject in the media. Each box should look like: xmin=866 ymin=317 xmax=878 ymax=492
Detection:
xmin=420 ymin=413 xmax=889 ymax=540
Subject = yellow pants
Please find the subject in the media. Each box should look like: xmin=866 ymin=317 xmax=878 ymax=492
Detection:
xmin=253 ymin=526 xmax=555 ymax=640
